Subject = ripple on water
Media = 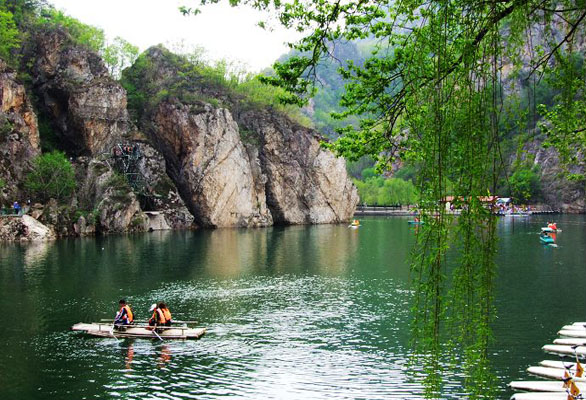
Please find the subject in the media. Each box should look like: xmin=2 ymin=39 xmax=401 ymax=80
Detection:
xmin=75 ymin=275 xmax=451 ymax=399
xmin=26 ymin=275 xmax=475 ymax=399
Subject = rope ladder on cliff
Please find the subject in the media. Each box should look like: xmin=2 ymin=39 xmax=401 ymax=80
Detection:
xmin=103 ymin=143 xmax=151 ymax=196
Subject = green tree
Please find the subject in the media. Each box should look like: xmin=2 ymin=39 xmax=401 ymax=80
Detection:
xmin=538 ymin=52 xmax=586 ymax=181
xmin=38 ymin=8 xmax=105 ymax=52
xmin=0 ymin=8 xmax=20 ymax=63
xmin=188 ymin=1 xmax=585 ymax=397
xmin=509 ymin=167 xmax=541 ymax=203
xmin=360 ymin=167 xmax=376 ymax=180
xmin=103 ymin=36 xmax=139 ymax=79
xmin=354 ymin=176 xmax=418 ymax=205
xmin=25 ymin=151 xmax=76 ymax=203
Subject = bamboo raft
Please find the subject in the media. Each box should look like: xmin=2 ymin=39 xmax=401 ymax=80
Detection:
xmin=510 ymin=322 xmax=586 ymax=400
xmin=71 ymin=322 xmax=206 ymax=340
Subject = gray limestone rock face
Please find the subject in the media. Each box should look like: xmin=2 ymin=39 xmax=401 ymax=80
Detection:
xmin=30 ymin=28 xmax=129 ymax=156
xmin=521 ymin=139 xmax=585 ymax=213
xmin=79 ymin=160 xmax=147 ymax=233
xmin=240 ymin=110 xmax=359 ymax=224
xmin=147 ymin=101 xmax=273 ymax=228
xmin=124 ymin=46 xmax=358 ymax=226
xmin=0 ymin=59 xmax=41 ymax=203
xmin=134 ymin=141 xmax=195 ymax=230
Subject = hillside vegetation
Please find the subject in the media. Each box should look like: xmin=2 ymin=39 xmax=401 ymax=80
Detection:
xmin=276 ymin=36 xmax=583 ymax=207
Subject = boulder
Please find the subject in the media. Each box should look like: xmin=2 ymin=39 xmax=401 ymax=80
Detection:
xmin=73 ymin=215 xmax=96 ymax=236
xmin=0 ymin=215 xmax=55 ymax=241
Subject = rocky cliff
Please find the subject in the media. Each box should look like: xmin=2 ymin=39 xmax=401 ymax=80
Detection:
xmin=29 ymin=27 xmax=129 ymax=156
xmin=238 ymin=109 xmax=359 ymax=224
xmin=147 ymin=101 xmax=273 ymax=228
xmin=0 ymin=28 xmax=357 ymax=239
xmin=0 ymin=60 xmax=41 ymax=203
xmin=519 ymin=138 xmax=584 ymax=213
xmin=123 ymin=46 xmax=358 ymax=227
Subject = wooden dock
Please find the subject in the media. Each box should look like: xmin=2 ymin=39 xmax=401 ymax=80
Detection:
xmin=353 ymin=205 xmax=560 ymax=217
xmin=354 ymin=205 xmax=415 ymax=216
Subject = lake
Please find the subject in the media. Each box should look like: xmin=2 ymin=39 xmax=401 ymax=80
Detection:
xmin=0 ymin=215 xmax=584 ymax=399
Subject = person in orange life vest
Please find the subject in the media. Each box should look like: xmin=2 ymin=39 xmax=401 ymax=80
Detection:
xmin=114 ymin=299 xmax=134 ymax=325
xmin=158 ymin=302 xmax=172 ymax=326
xmin=148 ymin=303 xmax=167 ymax=327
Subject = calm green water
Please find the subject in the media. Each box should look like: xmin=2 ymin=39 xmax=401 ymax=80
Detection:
xmin=0 ymin=215 xmax=584 ymax=399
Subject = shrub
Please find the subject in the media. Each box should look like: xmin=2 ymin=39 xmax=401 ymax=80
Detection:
xmin=354 ymin=176 xmax=418 ymax=205
xmin=509 ymin=167 xmax=541 ymax=203
xmin=38 ymin=8 xmax=105 ymax=52
xmin=25 ymin=151 xmax=76 ymax=203
xmin=0 ymin=9 xmax=20 ymax=64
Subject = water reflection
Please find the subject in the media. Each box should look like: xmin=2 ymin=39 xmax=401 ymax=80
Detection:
xmin=23 ymin=240 xmax=50 ymax=267
xmin=157 ymin=344 xmax=172 ymax=369
xmin=124 ymin=341 xmax=134 ymax=371
xmin=196 ymin=224 xmax=360 ymax=278
xmin=0 ymin=216 xmax=584 ymax=399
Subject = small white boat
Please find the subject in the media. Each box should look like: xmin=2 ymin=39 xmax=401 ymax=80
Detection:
xmin=543 ymin=344 xmax=586 ymax=358
xmin=554 ymin=338 xmax=586 ymax=346
xmin=348 ymin=219 xmax=361 ymax=228
xmin=539 ymin=360 xmax=580 ymax=371
xmin=559 ymin=330 xmax=586 ymax=338
xmin=72 ymin=322 xmax=206 ymax=340
xmin=527 ymin=366 xmax=586 ymax=382
xmin=561 ymin=325 xmax=586 ymax=331
xmin=510 ymin=380 xmax=586 ymax=392
xmin=511 ymin=393 xmax=580 ymax=400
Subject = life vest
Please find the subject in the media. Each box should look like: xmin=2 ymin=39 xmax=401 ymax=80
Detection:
xmin=161 ymin=308 xmax=172 ymax=322
xmin=121 ymin=305 xmax=134 ymax=322
xmin=577 ymin=360 xmax=584 ymax=378
xmin=151 ymin=308 xmax=166 ymax=324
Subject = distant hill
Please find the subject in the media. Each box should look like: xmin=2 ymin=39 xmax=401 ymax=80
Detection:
xmin=274 ymin=36 xmax=584 ymax=212
xmin=275 ymin=39 xmax=375 ymax=138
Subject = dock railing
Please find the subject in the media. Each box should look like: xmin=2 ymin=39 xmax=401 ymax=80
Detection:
xmin=354 ymin=205 xmax=415 ymax=216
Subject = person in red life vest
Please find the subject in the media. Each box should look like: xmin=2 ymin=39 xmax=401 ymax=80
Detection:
xmin=114 ymin=299 xmax=134 ymax=325
xmin=158 ymin=302 xmax=172 ymax=326
xmin=148 ymin=303 xmax=167 ymax=327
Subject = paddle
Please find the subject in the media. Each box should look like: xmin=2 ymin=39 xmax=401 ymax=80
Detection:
xmin=110 ymin=312 xmax=121 ymax=341
xmin=150 ymin=326 xmax=164 ymax=341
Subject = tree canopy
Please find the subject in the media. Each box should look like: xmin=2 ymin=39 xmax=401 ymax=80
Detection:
xmin=188 ymin=1 xmax=584 ymax=397
xmin=25 ymin=151 xmax=76 ymax=203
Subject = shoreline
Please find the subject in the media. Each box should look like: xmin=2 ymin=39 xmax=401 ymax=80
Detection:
xmin=0 ymin=208 xmax=581 ymax=243
xmin=353 ymin=205 xmax=571 ymax=217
